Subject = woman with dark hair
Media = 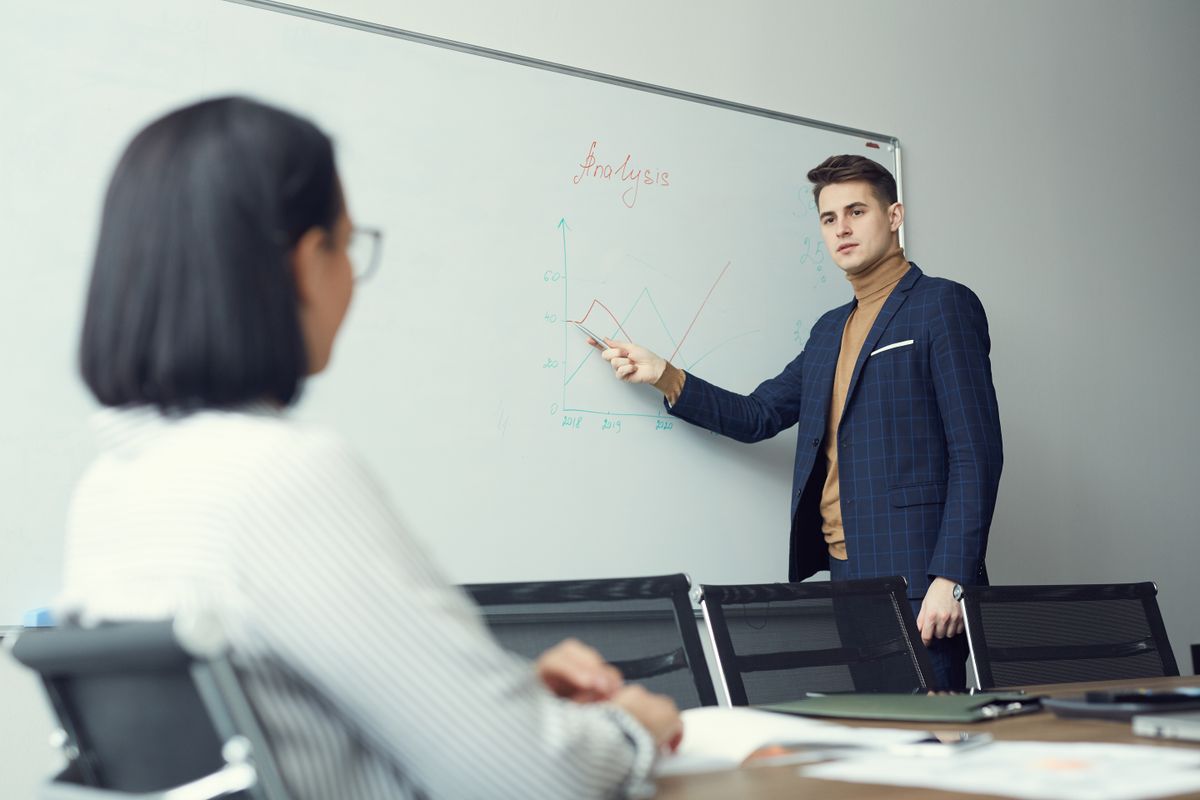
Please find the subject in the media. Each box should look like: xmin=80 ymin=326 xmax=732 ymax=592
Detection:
xmin=58 ymin=97 xmax=680 ymax=799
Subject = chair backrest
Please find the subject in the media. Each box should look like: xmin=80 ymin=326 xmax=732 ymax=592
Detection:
xmin=960 ymin=582 xmax=1179 ymax=689
xmin=9 ymin=618 xmax=291 ymax=800
xmin=462 ymin=573 xmax=718 ymax=709
xmin=699 ymin=577 xmax=935 ymax=705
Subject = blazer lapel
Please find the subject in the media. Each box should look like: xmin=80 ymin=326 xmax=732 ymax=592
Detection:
xmin=841 ymin=263 xmax=921 ymax=417
xmin=805 ymin=300 xmax=855 ymax=424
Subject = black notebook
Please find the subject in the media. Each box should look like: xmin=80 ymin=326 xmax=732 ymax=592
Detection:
xmin=759 ymin=692 xmax=1041 ymax=723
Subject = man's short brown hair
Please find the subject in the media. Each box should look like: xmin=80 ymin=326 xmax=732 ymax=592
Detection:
xmin=807 ymin=154 xmax=898 ymax=208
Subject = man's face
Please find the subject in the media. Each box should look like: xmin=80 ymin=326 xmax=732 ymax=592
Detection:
xmin=817 ymin=180 xmax=903 ymax=274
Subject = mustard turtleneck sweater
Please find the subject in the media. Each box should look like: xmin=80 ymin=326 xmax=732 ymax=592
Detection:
xmin=822 ymin=247 xmax=909 ymax=560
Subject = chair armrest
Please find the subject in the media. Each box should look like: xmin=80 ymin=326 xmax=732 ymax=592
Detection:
xmin=37 ymin=762 xmax=257 ymax=800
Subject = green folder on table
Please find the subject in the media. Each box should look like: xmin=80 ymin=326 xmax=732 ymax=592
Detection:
xmin=758 ymin=692 xmax=1042 ymax=723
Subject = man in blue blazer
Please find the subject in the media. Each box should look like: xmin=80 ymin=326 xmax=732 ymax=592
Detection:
xmin=597 ymin=155 xmax=1003 ymax=690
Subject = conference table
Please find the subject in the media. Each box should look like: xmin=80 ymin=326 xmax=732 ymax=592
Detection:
xmin=652 ymin=676 xmax=1200 ymax=799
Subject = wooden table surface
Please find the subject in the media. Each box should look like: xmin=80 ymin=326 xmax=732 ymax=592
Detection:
xmin=652 ymin=676 xmax=1200 ymax=800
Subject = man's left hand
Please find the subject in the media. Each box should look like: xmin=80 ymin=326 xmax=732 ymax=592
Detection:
xmin=916 ymin=577 xmax=965 ymax=646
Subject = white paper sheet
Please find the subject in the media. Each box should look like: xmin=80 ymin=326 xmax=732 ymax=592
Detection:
xmin=654 ymin=706 xmax=926 ymax=776
xmin=804 ymin=740 xmax=1200 ymax=800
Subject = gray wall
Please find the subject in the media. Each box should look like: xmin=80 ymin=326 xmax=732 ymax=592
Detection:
xmin=4 ymin=0 xmax=1198 ymax=790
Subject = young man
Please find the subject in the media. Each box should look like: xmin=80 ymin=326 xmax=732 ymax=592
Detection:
xmin=599 ymin=155 xmax=1003 ymax=690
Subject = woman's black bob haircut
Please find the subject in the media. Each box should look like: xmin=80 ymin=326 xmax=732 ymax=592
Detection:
xmin=80 ymin=96 xmax=342 ymax=411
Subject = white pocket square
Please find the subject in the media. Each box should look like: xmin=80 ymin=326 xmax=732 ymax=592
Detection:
xmin=870 ymin=339 xmax=914 ymax=356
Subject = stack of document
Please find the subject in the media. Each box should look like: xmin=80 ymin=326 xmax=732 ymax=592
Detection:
xmin=658 ymin=706 xmax=1200 ymax=800
xmin=655 ymin=706 xmax=928 ymax=776
xmin=805 ymin=740 xmax=1200 ymax=800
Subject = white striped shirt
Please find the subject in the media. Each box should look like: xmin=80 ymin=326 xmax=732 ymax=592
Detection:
xmin=57 ymin=405 xmax=655 ymax=799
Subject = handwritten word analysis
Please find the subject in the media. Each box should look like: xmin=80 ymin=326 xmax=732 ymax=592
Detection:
xmin=572 ymin=140 xmax=670 ymax=208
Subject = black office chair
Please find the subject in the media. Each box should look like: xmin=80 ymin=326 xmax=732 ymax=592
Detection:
xmin=462 ymin=573 xmax=718 ymax=709
xmin=959 ymin=582 xmax=1179 ymax=689
xmin=699 ymin=577 xmax=935 ymax=705
xmin=10 ymin=617 xmax=291 ymax=799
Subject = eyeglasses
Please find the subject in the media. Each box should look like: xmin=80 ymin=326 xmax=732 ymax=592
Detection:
xmin=348 ymin=226 xmax=383 ymax=283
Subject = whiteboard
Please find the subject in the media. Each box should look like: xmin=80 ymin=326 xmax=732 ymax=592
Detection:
xmin=0 ymin=0 xmax=901 ymax=623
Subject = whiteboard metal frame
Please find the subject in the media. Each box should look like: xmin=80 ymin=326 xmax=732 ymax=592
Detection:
xmin=224 ymin=0 xmax=905 ymax=247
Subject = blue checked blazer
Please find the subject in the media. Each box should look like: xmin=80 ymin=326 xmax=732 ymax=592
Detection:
xmin=669 ymin=263 xmax=1003 ymax=599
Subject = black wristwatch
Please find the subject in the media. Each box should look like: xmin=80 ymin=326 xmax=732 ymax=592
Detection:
xmin=952 ymin=583 xmax=965 ymax=601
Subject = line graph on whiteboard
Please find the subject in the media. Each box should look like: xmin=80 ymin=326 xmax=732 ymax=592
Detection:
xmin=549 ymin=217 xmax=764 ymax=426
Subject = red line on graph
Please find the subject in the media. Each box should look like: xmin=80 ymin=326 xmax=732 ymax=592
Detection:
xmin=568 ymin=260 xmax=732 ymax=358
xmin=668 ymin=261 xmax=731 ymax=363
xmin=568 ymin=299 xmax=635 ymax=342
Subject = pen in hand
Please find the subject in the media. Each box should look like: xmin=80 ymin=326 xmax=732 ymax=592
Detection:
xmin=572 ymin=321 xmax=612 ymax=350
